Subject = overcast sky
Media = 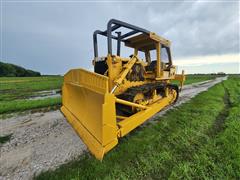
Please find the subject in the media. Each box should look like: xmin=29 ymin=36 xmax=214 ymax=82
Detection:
xmin=1 ymin=0 xmax=239 ymax=74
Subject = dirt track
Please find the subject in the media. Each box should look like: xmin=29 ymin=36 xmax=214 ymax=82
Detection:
xmin=0 ymin=76 xmax=227 ymax=180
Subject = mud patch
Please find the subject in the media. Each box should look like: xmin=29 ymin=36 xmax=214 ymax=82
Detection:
xmin=28 ymin=89 xmax=61 ymax=100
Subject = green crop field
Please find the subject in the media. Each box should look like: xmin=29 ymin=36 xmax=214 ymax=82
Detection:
xmin=0 ymin=74 xmax=218 ymax=115
xmin=0 ymin=76 xmax=63 ymax=115
xmin=36 ymin=75 xmax=240 ymax=179
xmin=173 ymin=74 xmax=218 ymax=85
xmin=183 ymin=74 xmax=217 ymax=84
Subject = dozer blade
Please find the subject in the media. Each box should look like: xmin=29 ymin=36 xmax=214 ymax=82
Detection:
xmin=61 ymin=69 xmax=118 ymax=160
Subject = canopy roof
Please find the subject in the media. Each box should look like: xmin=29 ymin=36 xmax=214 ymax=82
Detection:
xmin=124 ymin=32 xmax=171 ymax=51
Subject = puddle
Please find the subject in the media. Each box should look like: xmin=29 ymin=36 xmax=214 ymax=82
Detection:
xmin=28 ymin=89 xmax=61 ymax=100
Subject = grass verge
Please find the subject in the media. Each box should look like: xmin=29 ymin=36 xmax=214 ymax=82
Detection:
xmin=36 ymin=76 xmax=240 ymax=179
xmin=0 ymin=97 xmax=61 ymax=114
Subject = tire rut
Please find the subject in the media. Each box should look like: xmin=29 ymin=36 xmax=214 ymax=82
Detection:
xmin=207 ymin=83 xmax=231 ymax=137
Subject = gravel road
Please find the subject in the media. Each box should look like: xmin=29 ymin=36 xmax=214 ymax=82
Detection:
xmin=0 ymin=76 xmax=227 ymax=180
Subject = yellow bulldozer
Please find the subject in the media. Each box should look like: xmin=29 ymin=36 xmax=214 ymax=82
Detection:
xmin=61 ymin=19 xmax=185 ymax=160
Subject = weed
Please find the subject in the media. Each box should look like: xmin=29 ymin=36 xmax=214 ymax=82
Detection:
xmin=0 ymin=134 xmax=12 ymax=144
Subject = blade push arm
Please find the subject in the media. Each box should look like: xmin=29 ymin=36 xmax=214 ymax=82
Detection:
xmin=111 ymin=56 xmax=137 ymax=93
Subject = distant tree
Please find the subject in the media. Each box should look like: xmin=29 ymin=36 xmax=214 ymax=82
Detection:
xmin=0 ymin=61 xmax=41 ymax=77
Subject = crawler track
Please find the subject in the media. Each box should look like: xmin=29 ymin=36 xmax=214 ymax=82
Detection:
xmin=117 ymin=83 xmax=179 ymax=115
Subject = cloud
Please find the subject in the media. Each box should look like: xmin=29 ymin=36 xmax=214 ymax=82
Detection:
xmin=175 ymin=54 xmax=240 ymax=66
xmin=1 ymin=1 xmax=239 ymax=74
xmin=177 ymin=62 xmax=239 ymax=74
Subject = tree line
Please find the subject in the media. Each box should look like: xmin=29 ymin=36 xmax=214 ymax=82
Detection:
xmin=0 ymin=61 xmax=41 ymax=77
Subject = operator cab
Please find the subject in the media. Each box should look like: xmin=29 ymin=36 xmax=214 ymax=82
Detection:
xmin=124 ymin=33 xmax=173 ymax=73
xmin=92 ymin=19 xmax=175 ymax=79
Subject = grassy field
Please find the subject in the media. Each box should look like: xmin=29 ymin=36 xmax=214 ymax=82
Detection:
xmin=36 ymin=76 xmax=240 ymax=179
xmin=173 ymin=74 xmax=218 ymax=85
xmin=183 ymin=74 xmax=217 ymax=84
xmin=0 ymin=76 xmax=63 ymax=115
xmin=0 ymin=74 xmax=217 ymax=115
